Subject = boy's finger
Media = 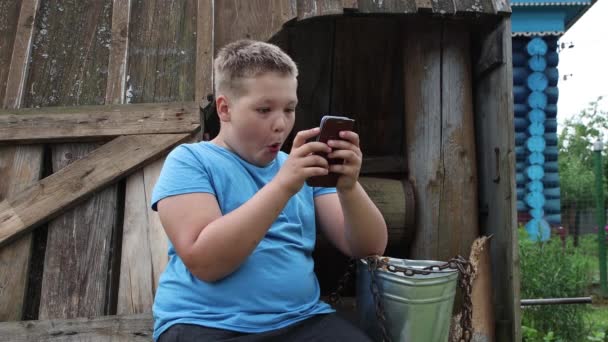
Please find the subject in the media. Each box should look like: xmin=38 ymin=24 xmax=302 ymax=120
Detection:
xmin=292 ymin=128 xmax=321 ymax=148
xmin=338 ymin=131 xmax=360 ymax=147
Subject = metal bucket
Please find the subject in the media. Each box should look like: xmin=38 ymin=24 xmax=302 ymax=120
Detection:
xmin=357 ymin=258 xmax=459 ymax=342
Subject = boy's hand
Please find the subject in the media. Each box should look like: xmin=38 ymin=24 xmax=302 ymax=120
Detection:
xmin=275 ymin=127 xmax=331 ymax=196
xmin=327 ymin=131 xmax=362 ymax=191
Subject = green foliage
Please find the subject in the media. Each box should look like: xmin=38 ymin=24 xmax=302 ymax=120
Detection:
xmin=559 ymin=96 xmax=608 ymax=206
xmin=520 ymin=227 xmax=595 ymax=341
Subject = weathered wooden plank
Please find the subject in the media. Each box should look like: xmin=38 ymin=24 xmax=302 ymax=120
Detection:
xmin=0 ymin=0 xmax=43 ymax=321
xmin=0 ymin=313 xmax=153 ymax=342
xmin=438 ymin=21 xmax=479 ymax=261
xmin=0 ymin=146 xmax=43 ymax=321
xmin=105 ymin=0 xmax=131 ymax=104
xmin=127 ymin=0 xmax=197 ymax=104
xmin=118 ymin=0 xmax=199 ymax=314
xmin=284 ymin=17 xmax=334 ymax=151
xmin=453 ymin=0 xmax=495 ymax=15
xmin=214 ymin=0 xmax=296 ymax=50
xmin=473 ymin=19 xmax=520 ymax=342
xmin=331 ymin=17 xmax=404 ymax=158
xmin=0 ymin=0 xmax=22 ymax=103
xmin=0 ymin=102 xmax=200 ymax=144
xmin=195 ymin=0 xmax=214 ymax=106
xmin=403 ymin=19 xmax=442 ymax=259
xmin=492 ymin=0 xmax=510 ymax=14
xmin=39 ymin=143 xmax=117 ymax=319
xmin=475 ymin=21 xmax=505 ymax=78
xmin=0 ymin=133 xmax=191 ymax=249
xmin=23 ymin=0 xmax=111 ymax=108
xmin=357 ymin=0 xmax=416 ymax=13
xmin=296 ymin=0 xmax=343 ymax=20
xmin=2 ymin=0 xmax=40 ymax=108
xmin=117 ymin=158 xmax=167 ymax=315
xmin=22 ymin=0 xmax=115 ymax=321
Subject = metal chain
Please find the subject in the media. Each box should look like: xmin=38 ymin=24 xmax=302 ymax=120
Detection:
xmin=330 ymin=256 xmax=474 ymax=342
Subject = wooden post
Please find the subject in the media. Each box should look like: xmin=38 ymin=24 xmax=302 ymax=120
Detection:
xmin=0 ymin=0 xmax=43 ymax=321
xmin=117 ymin=0 xmax=198 ymax=315
xmin=473 ymin=19 xmax=520 ymax=342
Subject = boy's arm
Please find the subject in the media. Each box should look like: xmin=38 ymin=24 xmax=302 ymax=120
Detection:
xmin=157 ymin=128 xmax=330 ymax=283
xmin=315 ymin=185 xmax=387 ymax=258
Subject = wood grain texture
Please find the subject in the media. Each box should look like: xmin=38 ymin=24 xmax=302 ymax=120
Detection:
xmin=0 ymin=0 xmax=23 ymax=103
xmin=39 ymin=143 xmax=117 ymax=319
xmin=473 ymin=19 xmax=520 ymax=342
xmin=214 ymin=0 xmax=296 ymax=50
xmin=0 ymin=0 xmax=43 ymax=322
xmin=195 ymin=0 xmax=214 ymax=105
xmin=403 ymin=19 xmax=442 ymax=259
xmin=23 ymin=0 xmax=112 ymax=108
xmin=20 ymin=0 xmax=115 ymax=320
xmin=0 ymin=313 xmax=153 ymax=342
xmin=2 ymin=0 xmax=39 ymax=108
xmin=127 ymin=0 xmax=197 ymax=103
xmin=0 ymin=145 xmax=43 ymax=321
xmin=331 ymin=17 xmax=404 ymax=157
xmin=296 ymin=0 xmax=342 ymax=20
xmin=118 ymin=0 xmax=198 ymax=315
xmin=105 ymin=0 xmax=131 ymax=104
xmin=357 ymin=0 xmax=416 ymax=13
xmin=117 ymin=158 xmax=167 ymax=315
xmin=0 ymin=102 xmax=200 ymax=144
xmin=0 ymin=134 xmax=191 ymax=249
xmin=438 ymin=21 xmax=479 ymax=261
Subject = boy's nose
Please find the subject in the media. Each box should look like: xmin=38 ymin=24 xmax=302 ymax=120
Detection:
xmin=272 ymin=116 xmax=286 ymax=132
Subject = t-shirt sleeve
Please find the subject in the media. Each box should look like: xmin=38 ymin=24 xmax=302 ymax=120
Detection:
xmin=313 ymin=186 xmax=337 ymax=197
xmin=151 ymin=144 xmax=215 ymax=211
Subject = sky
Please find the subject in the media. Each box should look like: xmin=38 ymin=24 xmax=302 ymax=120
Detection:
xmin=557 ymin=0 xmax=608 ymax=129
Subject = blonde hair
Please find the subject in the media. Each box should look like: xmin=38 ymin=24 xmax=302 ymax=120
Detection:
xmin=213 ymin=40 xmax=298 ymax=97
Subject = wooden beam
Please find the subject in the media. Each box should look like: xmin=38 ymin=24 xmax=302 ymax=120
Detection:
xmin=0 ymin=133 xmax=191 ymax=249
xmin=195 ymin=0 xmax=214 ymax=106
xmin=105 ymin=0 xmax=131 ymax=105
xmin=0 ymin=0 xmax=43 ymax=321
xmin=0 ymin=102 xmax=200 ymax=144
xmin=0 ymin=313 xmax=153 ymax=342
xmin=473 ymin=19 xmax=520 ymax=342
xmin=2 ymin=0 xmax=40 ymax=108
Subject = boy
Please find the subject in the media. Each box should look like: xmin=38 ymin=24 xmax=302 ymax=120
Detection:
xmin=151 ymin=39 xmax=388 ymax=341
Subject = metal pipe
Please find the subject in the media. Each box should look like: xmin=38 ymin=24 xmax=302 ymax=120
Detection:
xmin=521 ymin=297 xmax=593 ymax=306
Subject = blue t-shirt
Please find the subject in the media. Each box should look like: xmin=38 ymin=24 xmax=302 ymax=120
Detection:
xmin=150 ymin=142 xmax=336 ymax=340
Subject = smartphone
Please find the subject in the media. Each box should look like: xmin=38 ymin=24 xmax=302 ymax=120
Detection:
xmin=306 ymin=115 xmax=355 ymax=187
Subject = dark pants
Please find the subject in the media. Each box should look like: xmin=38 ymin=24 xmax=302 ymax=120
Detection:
xmin=158 ymin=313 xmax=373 ymax=342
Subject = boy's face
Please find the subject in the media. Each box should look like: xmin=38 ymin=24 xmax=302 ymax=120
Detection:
xmin=217 ymin=72 xmax=297 ymax=166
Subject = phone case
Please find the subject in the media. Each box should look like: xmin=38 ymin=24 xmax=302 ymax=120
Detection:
xmin=306 ymin=116 xmax=355 ymax=188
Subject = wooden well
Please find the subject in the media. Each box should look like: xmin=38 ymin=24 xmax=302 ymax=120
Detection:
xmin=0 ymin=1 xmax=519 ymax=341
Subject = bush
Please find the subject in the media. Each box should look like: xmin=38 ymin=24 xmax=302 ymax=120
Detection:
xmin=520 ymin=227 xmax=595 ymax=341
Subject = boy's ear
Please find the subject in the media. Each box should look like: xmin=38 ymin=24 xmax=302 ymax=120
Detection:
xmin=215 ymin=94 xmax=231 ymax=122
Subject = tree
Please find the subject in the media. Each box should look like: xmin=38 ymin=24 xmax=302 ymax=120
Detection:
xmin=558 ymin=96 xmax=607 ymax=207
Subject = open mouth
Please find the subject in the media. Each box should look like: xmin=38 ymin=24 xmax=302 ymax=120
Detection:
xmin=268 ymin=143 xmax=281 ymax=152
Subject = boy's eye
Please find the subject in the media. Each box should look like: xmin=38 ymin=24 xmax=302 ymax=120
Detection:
xmin=256 ymin=108 xmax=271 ymax=114
xmin=285 ymin=108 xmax=295 ymax=114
